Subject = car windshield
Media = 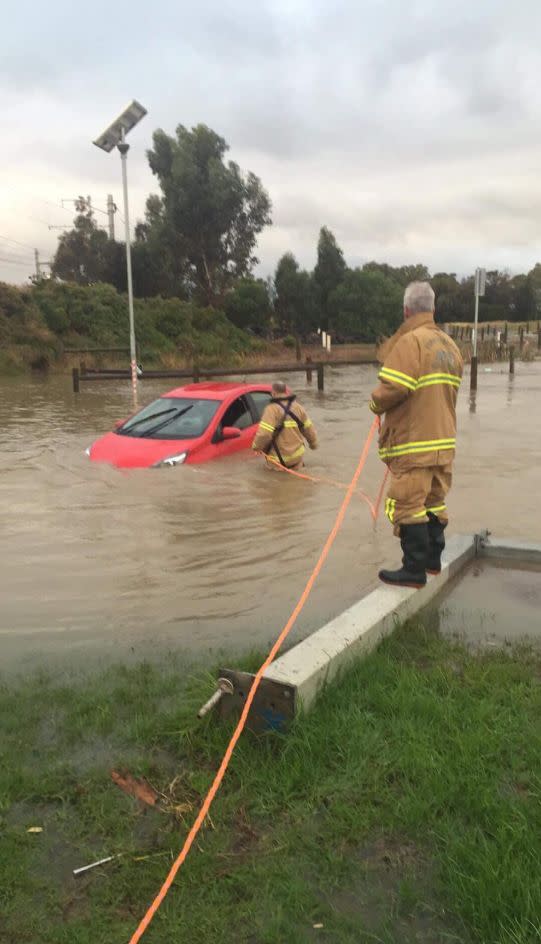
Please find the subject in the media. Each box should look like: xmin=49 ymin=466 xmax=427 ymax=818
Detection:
xmin=117 ymin=397 xmax=220 ymax=440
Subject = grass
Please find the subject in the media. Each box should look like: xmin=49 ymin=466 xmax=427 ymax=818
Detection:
xmin=1 ymin=623 xmax=541 ymax=944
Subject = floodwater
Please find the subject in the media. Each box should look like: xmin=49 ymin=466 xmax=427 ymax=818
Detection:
xmin=2 ymin=362 xmax=541 ymax=673
xmin=425 ymin=560 xmax=541 ymax=647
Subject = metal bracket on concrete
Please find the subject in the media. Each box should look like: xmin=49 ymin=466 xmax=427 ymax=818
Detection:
xmin=474 ymin=529 xmax=491 ymax=555
xmin=216 ymin=669 xmax=296 ymax=734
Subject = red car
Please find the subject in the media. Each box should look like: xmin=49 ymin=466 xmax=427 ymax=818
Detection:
xmin=86 ymin=382 xmax=275 ymax=469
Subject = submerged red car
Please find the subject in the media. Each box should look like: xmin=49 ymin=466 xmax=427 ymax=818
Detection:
xmin=86 ymin=382 xmax=275 ymax=469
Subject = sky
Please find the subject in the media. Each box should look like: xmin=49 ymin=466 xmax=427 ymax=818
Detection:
xmin=2 ymin=0 xmax=541 ymax=285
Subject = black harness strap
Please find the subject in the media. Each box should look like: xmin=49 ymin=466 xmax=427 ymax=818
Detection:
xmin=264 ymin=396 xmax=304 ymax=467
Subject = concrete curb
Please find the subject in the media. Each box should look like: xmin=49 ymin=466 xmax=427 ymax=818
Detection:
xmin=263 ymin=534 xmax=475 ymax=714
xmin=217 ymin=532 xmax=541 ymax=731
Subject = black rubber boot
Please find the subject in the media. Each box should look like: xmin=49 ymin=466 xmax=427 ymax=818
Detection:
xmin=379 ymin=523 xmax=429 ymax=589
xmin=426 ymin=512 xmax=447 ymax=575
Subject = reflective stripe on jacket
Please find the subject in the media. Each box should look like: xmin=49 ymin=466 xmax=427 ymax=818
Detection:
xmin=370 ymin=312 xmax=463 ymax=469
xmin=252 ymin=397 xmax=318 ymax=467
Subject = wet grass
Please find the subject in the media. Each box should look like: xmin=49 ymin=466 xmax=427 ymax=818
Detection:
xmin=1 ymin=623 xmax=541 ymax=944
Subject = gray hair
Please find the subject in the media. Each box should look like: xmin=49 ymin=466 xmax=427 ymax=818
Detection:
xmin=272 ymin=380 xmax=287 ymax=396
xmin=403 ymin=281 xmax=435 ymax=315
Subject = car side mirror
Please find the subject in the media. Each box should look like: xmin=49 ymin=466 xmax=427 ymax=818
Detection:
xmin=221 ymin=426 xmax=242 ymax=441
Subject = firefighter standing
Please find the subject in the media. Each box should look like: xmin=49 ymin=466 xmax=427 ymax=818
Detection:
xmin=252 ymin=381 xmax=318 ymax=468
xmin=370 ymin=281 xmax=463 ymax=588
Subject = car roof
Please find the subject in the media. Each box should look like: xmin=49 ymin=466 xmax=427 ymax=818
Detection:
xmin=162 ymin=381 xmax=274 ymax=400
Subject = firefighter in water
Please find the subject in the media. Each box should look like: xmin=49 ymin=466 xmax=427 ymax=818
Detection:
xmin=370 ymin=281 xmax=463 ymax=588
xmin=252 ymin=381 xmax=318 ymax=469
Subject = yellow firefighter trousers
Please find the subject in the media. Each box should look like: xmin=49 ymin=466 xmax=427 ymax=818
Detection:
xmin=384 ymin=464 xmax=452 ymax=535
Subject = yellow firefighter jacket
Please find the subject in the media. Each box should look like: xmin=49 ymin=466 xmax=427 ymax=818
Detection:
xmin=252 ymin=396 xmax=318 ymax=467
xmin=370 ymin=311 xmax=463 ymax=469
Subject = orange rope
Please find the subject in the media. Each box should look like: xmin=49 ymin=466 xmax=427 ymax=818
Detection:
xmin=127 ymin=418 xmax=380 ymax=943
xmin=265 ymin=458 xmax=385 ymax=521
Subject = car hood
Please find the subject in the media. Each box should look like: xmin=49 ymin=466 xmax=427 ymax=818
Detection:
xmin=88 ymin=432 xmax=197 ymax=468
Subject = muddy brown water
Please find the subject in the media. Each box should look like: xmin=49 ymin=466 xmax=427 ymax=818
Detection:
xmin=2 ymin=363 xmax=541 ymax=673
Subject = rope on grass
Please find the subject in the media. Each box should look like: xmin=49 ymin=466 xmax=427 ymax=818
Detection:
xmin=127 ymin=417 xmax=382 ymax=943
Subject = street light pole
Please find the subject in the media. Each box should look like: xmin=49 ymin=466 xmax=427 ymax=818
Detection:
xmin=118 ymin=129 xmax=137 ymax=400
xmin=93 ymin=100 xmax=147 ymax=403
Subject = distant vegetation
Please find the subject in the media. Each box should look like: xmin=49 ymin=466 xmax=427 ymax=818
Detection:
xmin=4 ymin=122 xmax=541 ymax=371
xmin=0 ymin=281 xmax=259 ymax=373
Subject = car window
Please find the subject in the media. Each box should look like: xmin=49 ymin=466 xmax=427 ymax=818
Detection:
xmin=250 ymin=391 xmax=272 ymax=419
xmin=220 ymin=396 xmax=253 ymax=430
xmin=117 ymin=397 xmax=220 ymax=440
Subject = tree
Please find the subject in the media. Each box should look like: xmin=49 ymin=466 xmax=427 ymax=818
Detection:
xmin=363 ymin=262 xmax=430 ymax=287
xmin=223 ymin=278 xmax=271 ymax=334
xmin=328 ymin=268 xmax=402 ymax=341
xmin=314 ymin=227 xmax=347 ymax=330
xmin=274 ymin=253 xmax=319 ymax=338
xmin=51 ymin=198 xmax=116 ymax=285
xmin=144 ymin=124 xmax=272 ymax=306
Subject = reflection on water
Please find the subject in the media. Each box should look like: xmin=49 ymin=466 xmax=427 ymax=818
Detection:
xmin=507 ymin=374 xmax=515 ymax=405
xmin=1 ymin=363 xmax=541 ymax=672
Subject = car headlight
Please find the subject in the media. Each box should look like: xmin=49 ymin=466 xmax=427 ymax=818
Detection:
xmin=152 ymin=451 xmax=188 ymax=468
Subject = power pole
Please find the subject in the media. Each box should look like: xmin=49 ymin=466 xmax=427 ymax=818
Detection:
xmin=34 ymin=249 xmax=41 ymax=280
xmin=107 ymin=193 xmax=116 ymax=240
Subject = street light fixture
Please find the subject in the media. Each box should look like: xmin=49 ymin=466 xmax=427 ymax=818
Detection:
xmin=93 ymin=100 xmax=147 ymax=399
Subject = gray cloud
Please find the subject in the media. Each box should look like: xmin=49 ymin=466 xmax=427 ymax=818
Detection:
xmin=2 ymin=0 xmax=541 ymax=284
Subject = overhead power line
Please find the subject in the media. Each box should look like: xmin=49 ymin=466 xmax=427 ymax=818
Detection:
xmin=0 ymin=233 xmax=36 ymax=252
xmin=0 ymin=256 xmax=32 ymax=268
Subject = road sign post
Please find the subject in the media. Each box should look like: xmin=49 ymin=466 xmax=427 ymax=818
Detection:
xmin=471 ymin=267 xmax=486 ymax=393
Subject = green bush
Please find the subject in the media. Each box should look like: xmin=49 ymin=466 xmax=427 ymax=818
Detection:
xmin=282 ymin=334 xmax=296 ymax=348
xmin=0 ymin=279 xmax=259 ymax=371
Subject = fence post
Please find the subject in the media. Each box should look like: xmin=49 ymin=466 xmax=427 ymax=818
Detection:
xmin=509 ymin=346 xmax=515 ymax=375
xmin=519 ymin=327 xmax=524 ymax=351
xmin=503 ymin=322 xmax=508 ymax=345
xmin=72 ymin=367 xmax=80 ymax=393
xmin=306 ymin=355 xmax=313 ymax=383
xmin=317 ymin=363 xmax=324 ymax=391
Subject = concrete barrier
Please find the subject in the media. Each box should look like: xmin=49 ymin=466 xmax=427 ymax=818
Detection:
xmin=219 ymin=534 xmax=476 ymax=731
xmin=216 ymin=532 xmax=541 ymax=731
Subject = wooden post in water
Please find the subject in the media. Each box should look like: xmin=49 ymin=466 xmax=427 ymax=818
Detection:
xmin=317 ymin=363 xmax=325 ymax=392
xmin=509 ymin=346 xmax=515 ymax=375
xmin=538 ymin=324 xmax=541 ymax=350
xmin=306 ymin=355 xmax=313 ymax=383
xmin=72 ymin=367 xmax=80 ymax=393
xmin=470 ymin=356 xmax=478 ymax=393
xmin=519 ymin=327 xmax=524 ymax=352
xmin=503 ymin=322 xmax=508 ymax=345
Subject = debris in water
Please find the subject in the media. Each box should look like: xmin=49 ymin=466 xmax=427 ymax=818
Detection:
xmin=111 ymin=770 xmax=159 ymax=807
